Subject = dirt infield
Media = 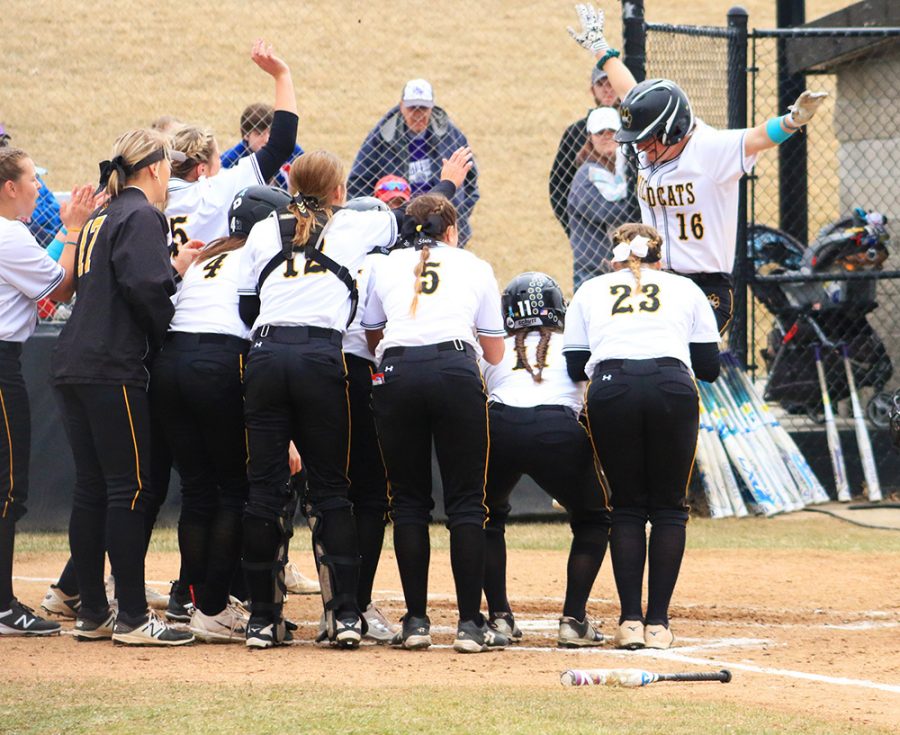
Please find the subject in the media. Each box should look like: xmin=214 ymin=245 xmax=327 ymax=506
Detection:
xmin=3 ymin=517 xmax=899 ymax=734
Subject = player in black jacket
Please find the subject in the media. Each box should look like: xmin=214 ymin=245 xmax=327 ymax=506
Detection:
xmin=51 ymin=129 xmax=197 ymax=646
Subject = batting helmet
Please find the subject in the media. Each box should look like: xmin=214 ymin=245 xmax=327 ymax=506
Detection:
xmin=615 ymin=79 xmax=694 ymax=146
xmin=501 ymin=272 xmax=567 ymax=332
xmin=229 ymin=185 xmax=292 ymax=236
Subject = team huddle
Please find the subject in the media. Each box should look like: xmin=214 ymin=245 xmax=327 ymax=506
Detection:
xmin=0 ymin=6 xmax=829 ymax=653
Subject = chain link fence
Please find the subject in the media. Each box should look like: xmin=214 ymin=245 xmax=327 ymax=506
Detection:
xmin=645 ymin=15 xmax=900 ymax=499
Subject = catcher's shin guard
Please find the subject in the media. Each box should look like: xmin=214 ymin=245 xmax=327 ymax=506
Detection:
xmin=304 ymin=496 xmax=365 ymax=640
xmin=241 ymin=482 xmax=299 ymax=644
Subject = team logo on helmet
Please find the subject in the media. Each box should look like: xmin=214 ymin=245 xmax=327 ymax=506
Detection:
xmin=620 ymin=106 xmax=633 ymax=128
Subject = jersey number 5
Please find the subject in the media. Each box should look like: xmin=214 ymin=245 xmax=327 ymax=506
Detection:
xmin=420 ymin=262 xmax=440 ymax=294
xmin=168 ymin=215 xmax=189 ymax=254
xmin=610 ymin=283 xmax=661 ymax=315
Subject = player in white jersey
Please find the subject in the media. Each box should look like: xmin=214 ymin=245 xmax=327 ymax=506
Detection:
xmin=165 ymin=40 xmax=298 ymax=249
xmin=0 ymin=147 xmax=94 ymax=636
xmin=568 ymin=4 xmax=827 ymax=334
xmin=149 ymin=185 xmax=291 ymax=643
xmin=236 ymin=151 xmax=397 ymax=650
xmin=563 ymin=223 xmax=720 ymax=651
xmin=362 ymin=193 xmax=508 ymax=654
xmin=480 ymin=272 xmax=611 ymax=648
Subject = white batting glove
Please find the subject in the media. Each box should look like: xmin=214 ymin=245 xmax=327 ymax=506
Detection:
xmin=567 ymin=4 xmax=610 ymax=56
xmin=787 ymin=90 xmax=828 ymax=128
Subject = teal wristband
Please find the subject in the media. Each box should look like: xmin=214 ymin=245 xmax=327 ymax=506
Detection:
xmin=766 ymin=115 xmax=796 ymax=144
xmin=596 ymin=48 xmax=621 ymax=71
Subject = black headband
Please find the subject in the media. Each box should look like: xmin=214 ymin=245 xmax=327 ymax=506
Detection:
xmin=97 ymin=147 xmax=185 ymax=190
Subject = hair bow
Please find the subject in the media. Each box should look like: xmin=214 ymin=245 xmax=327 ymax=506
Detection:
xmin=97 ymin=154 xmax=131 ymax=189
xmin=611 ymin=234 xmax=650 ymax=262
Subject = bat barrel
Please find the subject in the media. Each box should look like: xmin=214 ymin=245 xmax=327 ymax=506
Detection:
xmin=659 ymin=669 xmax=733 ymax=683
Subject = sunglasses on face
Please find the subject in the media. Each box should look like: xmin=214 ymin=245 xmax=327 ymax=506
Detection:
xmin=379 ymin=181 xmax=410 ymax=193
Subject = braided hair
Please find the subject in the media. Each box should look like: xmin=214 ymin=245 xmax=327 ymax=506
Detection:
xmin=513 ymin=327 xmax=555 ymax=383
xmin=610 ymin=222 xmax=663 ymax=293
xmin=404 ymin=194 xmax=458 ymax=316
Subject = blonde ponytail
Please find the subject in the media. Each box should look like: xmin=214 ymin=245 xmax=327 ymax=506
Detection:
xmin=287 ymin=151 xmax=345 ymax=246
xmin=410 ymin=244 xmax=430 ymax=316
xmin=103 ymin=129 xmax=171 ymax=198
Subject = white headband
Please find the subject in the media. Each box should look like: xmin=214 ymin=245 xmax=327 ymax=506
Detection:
xmin=611 ymin=234 xmax=650 ymax=262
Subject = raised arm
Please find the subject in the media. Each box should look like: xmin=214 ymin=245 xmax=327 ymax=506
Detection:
xmin=250 ymin=40 xmax=299 ymax=182
xmin=743 ymin=90 xmax=828 ymax=157
xmin=567 ymin=4 xmax=637 ymax=100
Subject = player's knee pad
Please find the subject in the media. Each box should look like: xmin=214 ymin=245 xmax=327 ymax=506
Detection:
xmin=304 ymin=496 xmax=362 ymax=639
xmin=648 ymin=508 xmax=689 ymax=528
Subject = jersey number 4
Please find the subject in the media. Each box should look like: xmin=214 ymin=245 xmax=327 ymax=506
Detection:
xmin=202 ymin=254 xmax=228 ymax=279
xmin=609 ymin=283 xmax=661 ymax=315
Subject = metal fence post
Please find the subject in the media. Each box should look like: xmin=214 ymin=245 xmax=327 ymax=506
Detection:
xmin=622 ymin=0 xmax=647 ymax=82
xmin=776 ymin=0 xmax=808 ymax=244
xmin=727 ymin=6 xmax=749 ymax=366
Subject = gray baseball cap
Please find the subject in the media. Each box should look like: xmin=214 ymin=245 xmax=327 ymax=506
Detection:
xmin=591 ymin=66 xmax=609 ymax=85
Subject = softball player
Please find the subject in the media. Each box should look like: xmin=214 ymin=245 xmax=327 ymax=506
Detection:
xmin=237 ymin=150 xmax=397 ymax=649
xmin=563 ymin=223 xmax=720 ymax=650
xmin=51 ymin=129 xmax=197 ymax=646
xmin=0 ymin=148 xmax=93 ymax=636
xmin=568 ymin=4 xmax=827 ymax=333
xmin=362 ymin=193 xmax=508 ymax=654
xmin=481 ymin=272 xmax=611 ymax=647
xmin=150 ymin=185 xmax=292 ymax=643
xmin=166 ymin=40 xmax=297 ymax=249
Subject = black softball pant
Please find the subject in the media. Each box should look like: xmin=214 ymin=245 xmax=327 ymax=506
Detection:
xmin=372 ymin=342 xmax=489 ymax=622
xmin=679 ymin=272 xmax=733 ymax=336
xmin=346 ymin=353 xmax=388 ymax=516
xmin=149 ymin=332 xmax=249 ymax=614
xmin=371 ymin=343 xmax=489 ymax=529
xmin=585 ymin=357 xmax=699 ymax=626
xmin=242 ymin=326 xmax=359 ymax=624
xmin=0 ymin=343 xmax=30 ymax=524
xmin=484 ymin=403 xmax=611 ymax=620
xmin=55 ymin=382 xmax=154 ymax=618
xmin=485 ymin=404 xmax=610 ymax=530
xmin=0 ymin=343 xmax=30 ymax=609
xmin=585 ymin=358 xmax=698 ymax=514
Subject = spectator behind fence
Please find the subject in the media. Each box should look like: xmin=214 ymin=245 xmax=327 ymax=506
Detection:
xmin=347 ymin=79 xmax=479 ymax=246
xmin=220 ymin=103 xmax=303 ymax=190
xmin=550 ymin=66 xmax=619 ymax=237
xmin=567 ymin=107 xmax=631 ymax=290
xmin=373 ymin=174 xmax=411 ymax=210
xmin=0 ymin=124 xmax=61 ymax=248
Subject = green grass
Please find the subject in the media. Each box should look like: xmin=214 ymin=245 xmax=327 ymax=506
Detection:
xmin=15 ymin=514 xmax=900 ymax=557
xmin=0 ymin=680 xmax=887 ymax=735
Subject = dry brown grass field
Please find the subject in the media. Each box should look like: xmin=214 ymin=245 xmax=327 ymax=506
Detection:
xmin=3 ymin=0 xmax=848 ymax=293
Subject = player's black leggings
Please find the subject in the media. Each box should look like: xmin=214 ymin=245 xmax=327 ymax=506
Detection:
xmin=0 ymin=343 xmax=30 ymax=608
xmin=585 ymin=357 xmax=698 ymax=627
xmin=372 ymin=341 xmax=489 ymax=624
xmin=55 ymin=383 xmax=155 ymax=619
xmin=150 ymin=332 xmax=250 ymax=615
xmin=678 ymin=272 xmax=733 ymax=336
xmin=484 ymin=403 xmax=611 ymax=621
xmin=242 ymin=326 xmax=359 ymax=624
xmin=345 ymin=353 xmax=388 ymax=610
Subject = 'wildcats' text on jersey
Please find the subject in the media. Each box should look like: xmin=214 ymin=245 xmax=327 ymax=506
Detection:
xmin=636 ymin=120 xmax=758 ymax=275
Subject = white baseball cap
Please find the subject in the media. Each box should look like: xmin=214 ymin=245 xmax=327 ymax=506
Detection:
xmin=586 ymin=106 xmax=621 ymax=134
xmin=402 ymin=79 xmax=435 ymax=108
